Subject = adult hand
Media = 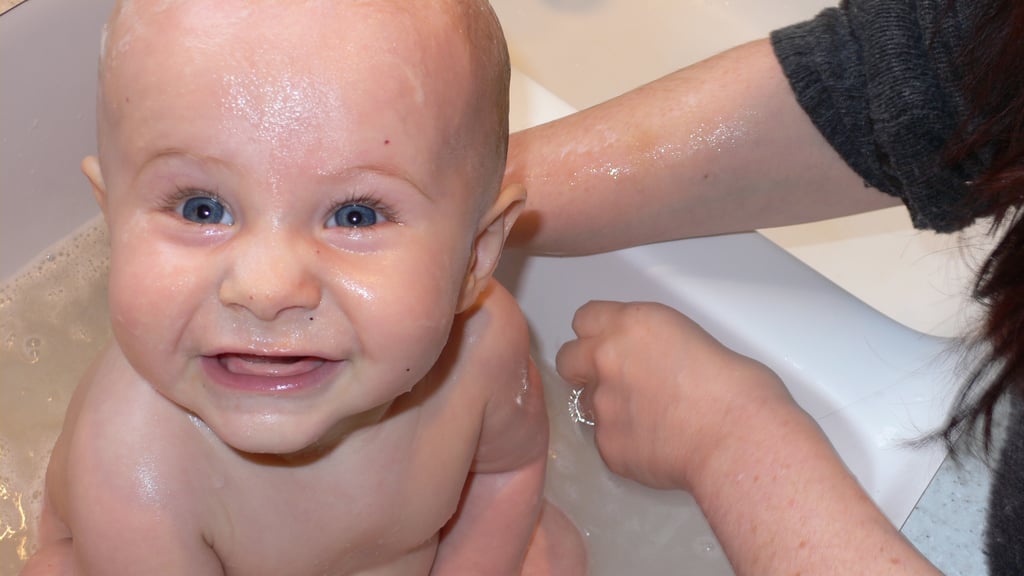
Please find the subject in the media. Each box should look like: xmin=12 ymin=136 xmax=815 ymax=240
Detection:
xmin=556 ymin=301 xmax=943 ymax=576
xmin=555 ymin=300 xmax=793 ymax=491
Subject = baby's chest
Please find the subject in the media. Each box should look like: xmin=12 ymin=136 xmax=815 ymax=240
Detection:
xmin=208 ymin=408 xmax=481 ymax=575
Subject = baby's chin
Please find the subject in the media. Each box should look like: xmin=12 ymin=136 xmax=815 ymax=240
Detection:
xmin=198 ymin=403 xmax=393 ymax=462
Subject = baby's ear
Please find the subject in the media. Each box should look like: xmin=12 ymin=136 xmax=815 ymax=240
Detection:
xmin=456 ymin=183 xmax=525 ymax=312
xmin=81 ymin=156 xmax=108 ymax=213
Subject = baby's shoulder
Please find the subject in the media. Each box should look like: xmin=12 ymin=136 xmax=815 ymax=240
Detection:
xmin=451 ymin=281 xmax=547 ymax=469
xmin=422 ymin=279 xmax=532 ymax=414
xmin=447 ymin=279 xmax=541 ymax=413
xmin=43 ymin=344 xmax=222 ymax=570
xmin=63 ymin=342 xmax=181 ymax=436
xmin=453 ymin=278 xmax=530 ymax=367
xmin=52 ymin=343 xmax=206 ymax=514
xmin=448 ymin=278 xmax=532 ymax=381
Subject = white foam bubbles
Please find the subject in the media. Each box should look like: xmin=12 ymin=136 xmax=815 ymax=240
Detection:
xmin=0 ymin=217 xmax=112 ymax=573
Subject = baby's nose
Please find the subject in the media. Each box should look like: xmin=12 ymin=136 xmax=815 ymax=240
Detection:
xmin=219 ymin=231 xmax=321 ymax=321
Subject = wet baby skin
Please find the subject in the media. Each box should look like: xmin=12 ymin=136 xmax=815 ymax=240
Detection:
xmin=21 ymin=1 xmax=584 ymax=574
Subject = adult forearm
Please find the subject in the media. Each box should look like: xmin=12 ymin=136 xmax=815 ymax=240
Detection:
xmin=691 ymin=404 xmax=940 ymax=576
xmin=505 ymin=39 xmax=899 ymax=256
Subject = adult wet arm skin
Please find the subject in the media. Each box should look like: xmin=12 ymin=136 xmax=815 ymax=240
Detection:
xmin=504 ymin=39 xmax=900 ymax=255
xmin=556 ymin=301 xmax=942 ymax=576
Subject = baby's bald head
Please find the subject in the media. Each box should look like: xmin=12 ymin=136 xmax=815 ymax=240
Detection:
xmin=94 ymin=0 xmax=511 ymax=201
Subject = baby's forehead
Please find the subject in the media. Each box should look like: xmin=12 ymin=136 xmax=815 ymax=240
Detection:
xmin=99 ymin=0 xmax=504 ymax=194
xmin=102 ymin=1 xmax=486 ymax=108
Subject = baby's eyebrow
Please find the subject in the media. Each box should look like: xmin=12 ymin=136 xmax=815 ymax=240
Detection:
xmin=318 ymin=165 xmax=433 ymax=202
xmin=139 ymin=148 xmax=232 ymax=172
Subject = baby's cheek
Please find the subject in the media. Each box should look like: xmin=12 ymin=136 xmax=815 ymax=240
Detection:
xmin=107 ymin=244 xmax=197 ymax=347
xmin=109 ymin=281 xmax=157 ymax=340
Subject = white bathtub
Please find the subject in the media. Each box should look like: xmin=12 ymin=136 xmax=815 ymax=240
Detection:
xmin=1 ymin=1 xmax=963 ymax=574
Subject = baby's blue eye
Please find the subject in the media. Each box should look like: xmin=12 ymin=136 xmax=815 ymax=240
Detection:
xmin=329 ymin=204 xmax=380 ymax=228
xmin=180 ymin=196 xmax=233 ymax=225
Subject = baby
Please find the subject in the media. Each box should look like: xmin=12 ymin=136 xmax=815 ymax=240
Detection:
xmin=21 ymin=1 xmax=584 ymax=574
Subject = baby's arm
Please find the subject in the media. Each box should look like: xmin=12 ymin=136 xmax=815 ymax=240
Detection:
xmin=430 ymin=283 xmax=551 ymax=575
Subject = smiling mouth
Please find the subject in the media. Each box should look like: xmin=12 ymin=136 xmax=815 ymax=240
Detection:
xmin=203 ymin=353 xmax=339 ymax=393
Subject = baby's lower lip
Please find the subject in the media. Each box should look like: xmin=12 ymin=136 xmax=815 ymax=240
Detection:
xmin=202 ymin=354 xmax=339 ymax=393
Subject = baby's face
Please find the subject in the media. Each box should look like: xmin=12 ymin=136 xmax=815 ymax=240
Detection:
xmin=88 ymin=1 xmax=504 ymax=454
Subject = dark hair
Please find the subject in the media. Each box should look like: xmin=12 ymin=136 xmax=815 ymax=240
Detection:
xmin=941 ymin=0 xmax=1024 ymax=453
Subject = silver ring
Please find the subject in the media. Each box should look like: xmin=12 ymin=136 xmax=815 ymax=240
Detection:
xmin=569 ymin=387 xmax=595 ymax=426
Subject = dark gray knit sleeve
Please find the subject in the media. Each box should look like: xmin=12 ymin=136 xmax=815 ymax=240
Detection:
xmin=770 ymin=0 xmax=979 ymax=233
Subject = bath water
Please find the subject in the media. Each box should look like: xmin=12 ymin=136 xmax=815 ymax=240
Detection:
xmin=0 ymin=218 xmax=733 ymax=575
xmin=0 ymin=218 xmax=110 ymax=574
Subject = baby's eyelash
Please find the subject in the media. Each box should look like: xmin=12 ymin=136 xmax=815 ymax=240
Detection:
xmin=160 ymin=187 xmax=224 ymax=212
xmin=330 ymin=194 xmax=400 ymax=224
